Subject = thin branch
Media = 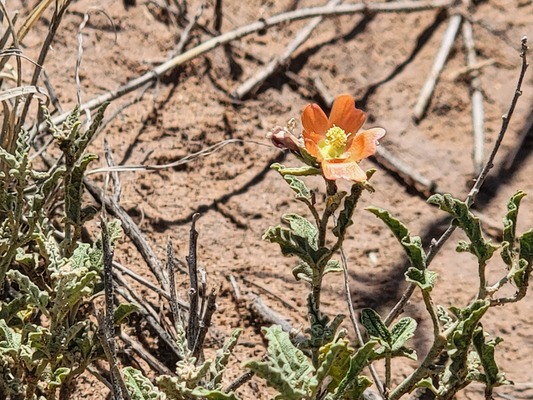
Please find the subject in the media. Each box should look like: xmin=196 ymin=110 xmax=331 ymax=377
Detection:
xmin=249 ymin=295 xmax=306 ymax=343
xmin=242 ymin=276 xmax=297 ymax=311
xmin=119 ymin=331 xmax=174 ymax=375
xmin=86 ymin=138 xmax=273 ymax=176
xmin=192 ymin=287 xmax=217 ymax=360
xmin=112 ymin=261 xmax=178 ymax=303
xmin=167 ymin=1 xmax=205 ymax=59
xmin=115 ymin=283 xmax=184 ymax=360
xmin=47 ymin=0 xmax=453 ymax=127
xmin=374 ymin=146 xmax=437 ymax=197
xmin=224 ymin=370 xmax=255 ymax=393
xmin=413 ymin=14 xmax=462 ymax=122
xmin=99 ymin=217 xmax=129 ymax=400
xmin=462 ymin=16 xmax=485 ymax=175
xmin=84 ymin=179 xmax=169 ymax=290
xmin=338 ymin=236 xmax=385 ymax=399
xmin=166 ymin=239 xmax=184 ymax=332
xmin=186 ymin=213 xmax=200 ymax=349
xmin=232 ymin=0 xmax=344 ymax=99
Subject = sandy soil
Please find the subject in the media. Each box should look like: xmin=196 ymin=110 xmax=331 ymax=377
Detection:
xmin=12 ymin=0 xmax=533 ymax=398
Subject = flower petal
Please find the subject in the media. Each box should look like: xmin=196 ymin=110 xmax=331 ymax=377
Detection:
xmin=321 ymin=159 xmax=367 ymax=182
xmin=302 ymin=104 xmax=329 ymax=139
xmin=304 ymin=137 xmax=323 ymax=162
xmin=328 ymin=94 xmax=366 ymax=134
xmin=345 ymin=128 xmax=386 ymax=161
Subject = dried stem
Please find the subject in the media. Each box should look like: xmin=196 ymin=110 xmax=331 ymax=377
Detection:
xmin=186 ymin=213 xmax=200 ymax=349
xmin=232 ymin=0 xmax=343 ymax=99
xmin=413 ymin=14 xmax=462 ymax=122
xmin=462 ymin=15 xmax=485 ymax=175
xmin=84 ymin=179 xmax=169 ymax=290
xmin=192 ymin=287 xmax=217 ymax=360
xmin=166 ymin=239 xmax=183 ymax=333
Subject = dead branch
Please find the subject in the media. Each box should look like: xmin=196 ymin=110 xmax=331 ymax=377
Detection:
xmin=249 ymin=295 xmax=306 ymax=343
xmin=166 ymin=239 xmax=184 ymax=333
xmin=192 ymin=287 xmax=217 ymax=360
xmin=168 ymin=1 xmax=205 ymax=59
xmin=375 ymin=146 xmax=437 ymax=197
xmin=84 ymin=178 xmax=169 ymax=291
xmin=232 ymin=0 xmax=344 ymax=99
xmin=186 ymin=213 xmax=200 ymax=349
xmin=48 ymin=0 xmax=454 ymax=127
xmin=120 ymin=331 xmax=174 ymax=375
xmin=462 ymin=17 xmax=485 ymax=175
xmin=413 ymin=14 xmax=462 ymax=122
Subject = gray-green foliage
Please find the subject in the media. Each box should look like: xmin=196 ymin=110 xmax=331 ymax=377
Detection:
xmin=0 ymin=104 xmax=120 ymax=399
xmin=126 ymin=329 xmax=243 ymax=400
xmin=369 ymin=192 xmax=533 ymax=399
xmin=245 ymin=325 xmax=375 ymax=400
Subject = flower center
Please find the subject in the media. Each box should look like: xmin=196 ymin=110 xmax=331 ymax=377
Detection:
xmin=319 ymin=126 xmax=348 ymax=158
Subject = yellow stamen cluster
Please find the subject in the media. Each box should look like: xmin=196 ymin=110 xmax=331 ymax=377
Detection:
xmin=318 ymin=126 xmax=349 ymax=159
xmin=325 ymin=126 xmax=347 ymax=148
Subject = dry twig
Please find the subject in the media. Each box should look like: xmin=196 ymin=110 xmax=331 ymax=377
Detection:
xmin=462 ymin=16 xmax=485 ymax=175
xmin=413 ymin=14 xmax=462 ymax=122
xmin=232 ymin=0 xmax=343 ymax=99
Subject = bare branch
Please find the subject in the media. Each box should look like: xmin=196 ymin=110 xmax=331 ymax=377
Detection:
xmin=413 ymin=14 xmax=462 ymax=122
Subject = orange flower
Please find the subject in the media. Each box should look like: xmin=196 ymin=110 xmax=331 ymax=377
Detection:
xmin=302 ymin=94 xmax=385 ymax=182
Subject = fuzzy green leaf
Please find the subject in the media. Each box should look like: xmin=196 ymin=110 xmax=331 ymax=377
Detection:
xmin=323 ymin=259 xmax=343 ymax=276
xmin=428 ymin=194 xmax=497 ymax=263
xmin=472 ymin=327 xmax=510 ymax=393
xmin=440 ymin=300 xmax=490 ymax=395
xmin=502 ymin=191 xmax=527 ymax=246
xmin=519 ymin=229 xmax=533 ymax=266
xmin=49 ymin=367 xmax=71 ymax=389
xmin=292 ymin=261 xmax=313 ymax=283
xmin=124 ymin=367 xmax=163 ymax=400
xmin=263 ymin=225 xmax=331 ymax=267
xmin=190 ymin=388 xmax=240 ymax=400
xmin=390 ymin=317 xmax=417 ymax=351
xmin=6 ymin=270 xmax=49 ymax=315
xmin=0 ymin=319 xmax=21 ymax=355
xmin=405 ymin=268 xmax=437 ymax=291
xmin=210 ymin=329 xmax=241 ymax=388
xmin=367 ymin=207 xmax=426 ymax=270
xmin=271 ymin=163 xmax=321 ymax=177
xmin=315 ymin=338 xmax=353 ymax=395
xmin=333 ymin=184 xmax=364 ymax=238
xmin=114 ymin=303 xmax=139 ymax=325
xmin=328 ymin=341 xmax=376 ymax=400
xmin=244 ymin=325 xmax=313 ymax=399
xmin=281 ymin=174 xmax=312 ymax=202
xmin=361 ymin=309 xmax=391 ymax=346
xmin=283 ymin=213 xmax=318 ymax=250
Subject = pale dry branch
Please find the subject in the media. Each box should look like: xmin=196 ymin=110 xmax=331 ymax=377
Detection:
xmin=413 ymin=14 xmax=462 ymax=122
xmin=462 ymin=17 xmax=485 ymax=175
xmin=232 ymin=0 xmax=344 ymax=99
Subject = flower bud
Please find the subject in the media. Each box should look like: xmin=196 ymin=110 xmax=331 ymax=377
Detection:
xmin=267 ymin=125 xmax=301 ymax=152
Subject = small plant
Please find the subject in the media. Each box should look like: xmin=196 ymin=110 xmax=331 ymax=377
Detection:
xmin=250 ymin=92 xmax=533 ymax=400
xmin=0 ymin=104 xmax=122 ymax=399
